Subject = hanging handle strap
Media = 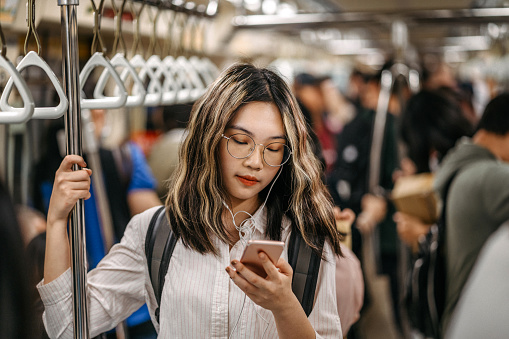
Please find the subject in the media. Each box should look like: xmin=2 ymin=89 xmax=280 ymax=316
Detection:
xmin=146 ymin=1 xmax=163 ymax=59
xmin=176 ymin=55 xmax=204 ymax=101
xmin=95 ymin=53 xmax=146 ymax=107
xmin=196 ymin=3 xmax=221 ymax=81
xmin=0 ymin=51 xmax=67 ymax=119
xmin=159 ymin=58 xmax=179 ymax=106
xmin=79 ymin=52 xmax=127 ymax=109
xmin=0 ymin=0 xmax=67 ymax=120
xmin=0 ymin=56 xmax=34 ymax=123
xmin=0 ymin=21 xmax=6 ymax=58
xmin=80 ymin=0 xmax=128 ymax=109
xmin=25 ymin=0 xmax=42 ymax=55
xmin=111 ymin=0 xmax=127 ymax=56
xmin=129 ymin=0 xmax=146 ymax=58
xmin=90 ymin=0 xmax=106 ymax=54
xmin=94 ymin=0 xmax=146 ymax=107
xmin=146 ymin=54 xmax=177 ymax=105
xmin=187 ymin=12 xmax=215 ymax=86
xmin=0 ymin=21 xmax=34 ymax=124
xmin=146 ymin=55 xmax=178 ymax=106
xmin=131 ymin=54 xmax=162 ymax=107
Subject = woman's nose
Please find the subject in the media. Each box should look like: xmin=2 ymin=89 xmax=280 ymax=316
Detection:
xmin=243 ymin=144 xmax=264 ymax=169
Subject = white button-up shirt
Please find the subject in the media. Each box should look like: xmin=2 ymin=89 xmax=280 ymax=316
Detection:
xmin=38 ymin=206 xmax=342 ymax=338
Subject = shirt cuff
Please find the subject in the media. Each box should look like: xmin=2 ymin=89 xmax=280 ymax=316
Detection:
xmin=37 ymin=268 xmax=73 ymax=306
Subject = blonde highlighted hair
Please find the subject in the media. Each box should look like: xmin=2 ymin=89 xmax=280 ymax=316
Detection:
xmin=165 ymin=63 xmax=342 ymax=256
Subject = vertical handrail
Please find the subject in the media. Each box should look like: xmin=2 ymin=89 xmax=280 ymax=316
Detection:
xmin=368 ymin=70 xmax=392 ymax=194
xmin=361 ymin=70 xmax=392 ymax=289
xmin=58 ymin=0 xmax=90 ymax=338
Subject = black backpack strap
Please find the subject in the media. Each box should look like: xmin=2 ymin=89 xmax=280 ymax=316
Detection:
xmin=145 ymin=206 xmax=178 ymax=323
xmin=288 ymin=230 xmax=323 ymax=317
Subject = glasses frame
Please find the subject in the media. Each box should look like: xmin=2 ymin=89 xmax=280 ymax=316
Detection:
xmin=221 ymin=133 xmax=292 ymax=167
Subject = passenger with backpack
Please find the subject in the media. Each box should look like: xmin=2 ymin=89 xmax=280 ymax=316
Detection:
xmin=38 ymin=63 xmax=344 ymax=338
xmin=433 ymin=92 xmax=509 ymax=336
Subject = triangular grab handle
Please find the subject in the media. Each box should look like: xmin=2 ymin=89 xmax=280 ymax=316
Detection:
xmin=146 ymin=55 xmax=178 ymax=106
xmin=203 ymin=58 xmax=220 ymax=79
xmin=96 ymin=53 xmax=146 ymax=107
xmin=161 ymin=56 xmax=183 ymax=106
xmin=177 ymin=56 xmax=205 ymax=95
xmin=168 ymin=57 xmax=193 ymax=104
xmin=0 ymin=51 xmax=67 ymax=120
xmin=189 ymin=56 xmax=214 ymax=87
xmin=80 ymin=52 xmax=127 ymax=109
xmin=0 ymin=56 xmax=34 ymax=124
xmin=131 ymin=54 xmax=162 ymax=107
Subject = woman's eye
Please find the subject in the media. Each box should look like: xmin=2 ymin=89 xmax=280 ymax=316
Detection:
xmin=266 ymin=145 xmax=282 ymax=152
xmin=232 ymin=138 xmax=248 ymax=145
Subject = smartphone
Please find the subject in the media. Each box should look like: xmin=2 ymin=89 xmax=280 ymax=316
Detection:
xmin=240 ymin=240 xmax=285 ymax=278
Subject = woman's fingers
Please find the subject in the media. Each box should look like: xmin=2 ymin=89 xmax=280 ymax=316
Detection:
xmin=47 ymin=156 xmax=92 ymax=225
xmin=226 ymin=261 xmax=257 ymax=295
xmin=58 ymin=154 xmax=88 ymax=172
xmin=258 ymin=252 xmax=285 ymax=280
xmin=226 ymin=255 xmax=294 ymax=312
xmin=228 ymin=260 xmax=261 ymax=284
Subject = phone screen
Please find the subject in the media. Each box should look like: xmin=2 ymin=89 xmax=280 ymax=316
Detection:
xmin=240 ymin=240 xmax=285 ymax=278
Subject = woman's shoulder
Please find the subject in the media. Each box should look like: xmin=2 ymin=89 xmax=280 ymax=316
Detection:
xmin=129 ymin=205 xmax=165 ymax=236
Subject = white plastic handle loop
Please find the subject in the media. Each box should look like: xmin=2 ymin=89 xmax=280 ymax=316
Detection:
xmin=95 ymin=53 xmax=146 ymax=107
xmin=146 ymin=55 xmax=178 ymax=106
xmin=0 ymin=51 xmax=67 ymax=120
xmin=203 ymin=57 xmax=220 ymax=79
xmin=0 ymin=56 xmax=34 ymax=123
xmin=80 ymin=52 xmax=127 ymax=109
xmin=189 ymin=55 xmax=214 ymax=87
xmin=176 ymin=56 xmax=205 ymax=102
xmin=165 ymin=56 xmax=192 ymax=104
xmin=162 ymin=56 xmax=185 ymax=105
xmin=160 ymin=67 xmax=179 ymax=106
xmin=131 ymin=54 xmax=162 ymax=107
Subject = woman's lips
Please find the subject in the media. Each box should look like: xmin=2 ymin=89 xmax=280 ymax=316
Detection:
xmin=237 ymin=175 xmax=258 ymax=186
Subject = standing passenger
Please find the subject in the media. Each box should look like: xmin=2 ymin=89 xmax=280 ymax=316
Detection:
xmin=38 ymin=63 xmax=344 ymax=338
xmin=434 ymin=92 xmax=509 ymax=335
xmin=395 ymin=88 xmax=474 ymax=249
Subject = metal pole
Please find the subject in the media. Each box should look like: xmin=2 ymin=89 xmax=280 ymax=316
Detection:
xmin=58 ymin=1 xmax=90 ymax=338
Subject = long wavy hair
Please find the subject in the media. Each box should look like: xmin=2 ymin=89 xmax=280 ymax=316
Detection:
xmin=165 ymin=63 xmax=342 ymax=256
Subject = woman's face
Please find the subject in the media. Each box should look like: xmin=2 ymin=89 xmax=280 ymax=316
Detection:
xmin=219 ymin=101 xmax=286 ymax=211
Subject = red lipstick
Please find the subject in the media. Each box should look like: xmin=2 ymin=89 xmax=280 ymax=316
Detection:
xmin=237 ymin=175 xmax=258 ymax=186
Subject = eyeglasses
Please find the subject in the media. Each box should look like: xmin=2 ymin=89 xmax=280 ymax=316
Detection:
xmin=222 ymin=133 xmax=292 ymax=167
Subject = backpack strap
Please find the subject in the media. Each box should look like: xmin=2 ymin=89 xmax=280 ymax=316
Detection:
xmin=287 ymin=230 xmax=323 ymax=317
xmin=429 ymin=171 xmax=458 ymax=335
xmin=145 ymin=206 xmax=178 ymax=323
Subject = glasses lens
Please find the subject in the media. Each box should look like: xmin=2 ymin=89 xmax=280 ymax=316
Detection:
xmin=227 ymin=134 xmax=254 ymax=159
xmin=264 ymin=142 xmax=291 ymax=166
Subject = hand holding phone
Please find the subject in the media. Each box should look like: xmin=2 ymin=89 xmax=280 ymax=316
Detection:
xmin=240 ymin=240 xmax=285 ymax=278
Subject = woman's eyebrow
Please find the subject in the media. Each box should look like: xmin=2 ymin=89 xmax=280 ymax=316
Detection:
xmin=227 ymin=124 xmax=287 ymax=140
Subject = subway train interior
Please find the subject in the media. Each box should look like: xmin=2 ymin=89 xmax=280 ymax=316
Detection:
xmin=2 ymin=0 xmax=509 ymax=338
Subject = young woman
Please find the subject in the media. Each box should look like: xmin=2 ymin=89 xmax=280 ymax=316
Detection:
xmin=39 ymin=63 xmax=343 ymax=338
